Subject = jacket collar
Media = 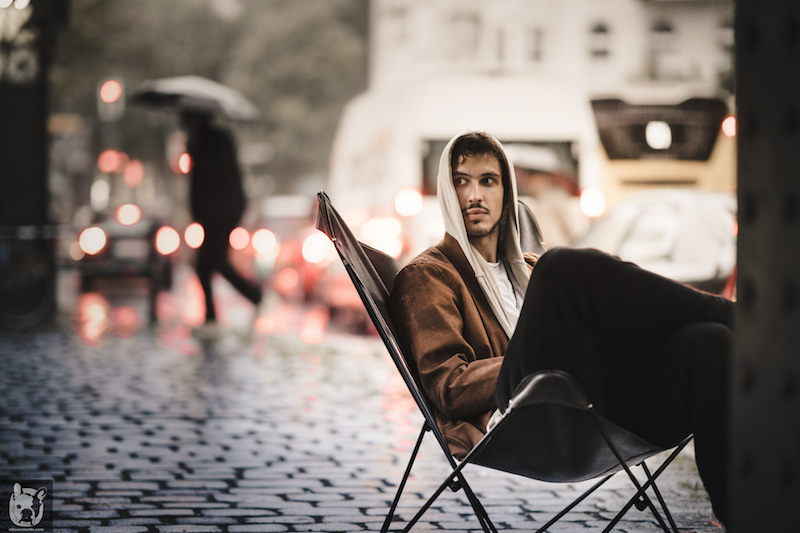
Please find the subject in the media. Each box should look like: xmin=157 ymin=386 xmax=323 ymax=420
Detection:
xmin=440 ymin=233 xmax=508 ymax=341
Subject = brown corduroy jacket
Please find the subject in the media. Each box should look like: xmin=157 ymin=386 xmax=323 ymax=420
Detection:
xmin=389 ymin=233 xmax=535 ymax=459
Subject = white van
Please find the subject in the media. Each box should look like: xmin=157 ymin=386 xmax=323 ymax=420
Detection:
xmin=327 ymin=75 xmax=601 ymax=260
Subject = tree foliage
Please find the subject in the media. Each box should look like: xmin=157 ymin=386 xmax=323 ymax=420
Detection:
xmin=50 ymin=0 xmax=369 ymax=191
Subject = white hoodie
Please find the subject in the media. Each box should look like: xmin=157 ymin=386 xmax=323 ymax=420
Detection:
xmin=436 ymin=131 xmax=532 ymax=338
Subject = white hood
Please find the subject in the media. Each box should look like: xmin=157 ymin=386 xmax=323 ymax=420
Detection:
xmin=437 ymin=131 xmax=531 ymax=338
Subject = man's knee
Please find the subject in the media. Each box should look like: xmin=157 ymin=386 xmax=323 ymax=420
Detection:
xmin=533 ymin=247 xmax=611 ymax=285
xmin=668 ymin=322 xmax=732 ymax=378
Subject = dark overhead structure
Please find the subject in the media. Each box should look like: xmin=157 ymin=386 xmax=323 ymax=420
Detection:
xmin=732 ymin=0 xmax=800 ymax=530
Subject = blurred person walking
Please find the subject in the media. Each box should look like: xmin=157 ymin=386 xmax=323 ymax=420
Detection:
xmin=181 ymin=111 xmax=262 ymax=338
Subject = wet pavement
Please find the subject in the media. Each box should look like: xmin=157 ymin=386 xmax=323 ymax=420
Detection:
xmin=0 ymin=266 xmax=725 ymax=532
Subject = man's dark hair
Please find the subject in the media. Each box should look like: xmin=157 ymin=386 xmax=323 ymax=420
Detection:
xmin=450 ymin=132 xmax=510 ymax=188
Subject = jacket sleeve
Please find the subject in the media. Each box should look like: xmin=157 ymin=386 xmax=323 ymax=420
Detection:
xmin=390 ymin=261 xmax=502 ymax=420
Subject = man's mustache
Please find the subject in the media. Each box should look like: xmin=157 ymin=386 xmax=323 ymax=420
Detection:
xmin=463 ymin=203 xmax=489 ymax=214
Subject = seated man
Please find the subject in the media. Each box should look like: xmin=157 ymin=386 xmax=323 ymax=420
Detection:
xmin=389 ymin=131 xmax=733 ymax=524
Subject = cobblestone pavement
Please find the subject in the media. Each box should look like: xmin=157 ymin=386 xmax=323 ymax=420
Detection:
xmin=0 ymin=274 xmax=725 ymax=532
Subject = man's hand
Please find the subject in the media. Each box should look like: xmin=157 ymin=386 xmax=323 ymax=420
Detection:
xmin=523 ymin=252 xmax=541 ymax=267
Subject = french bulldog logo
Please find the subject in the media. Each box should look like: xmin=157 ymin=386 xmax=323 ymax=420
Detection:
xmin=8 ymin=483 xmax=47 ymax=528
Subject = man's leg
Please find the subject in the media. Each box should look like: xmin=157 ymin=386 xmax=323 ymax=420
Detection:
xmin=196 ymin=225 xmax=235 ymax=322
xmin=195 ymin=238 xmax=217 ymax=322
xmin=606 ymin=322 xmax=731 ymax=525
xmin=495 ymin=247 xmax=733 ymax=523
xmin=217 ymin=259 xmax=262 ymax=305
xmin=200 ymin=222 xmax=262 ymax=306
xmin=495 ymin=247 xmax=733 ymax=411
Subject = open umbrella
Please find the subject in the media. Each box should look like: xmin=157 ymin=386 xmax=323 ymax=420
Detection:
xmin=130 ymin=75 xmax=260 ymax=122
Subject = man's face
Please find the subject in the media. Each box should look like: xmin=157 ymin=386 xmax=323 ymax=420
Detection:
xmin=453 ymin=153 xmax=505 ymax=242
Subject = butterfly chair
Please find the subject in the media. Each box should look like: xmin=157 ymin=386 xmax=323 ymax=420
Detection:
xmin=315 ymin=191 xmax=693 ymax=533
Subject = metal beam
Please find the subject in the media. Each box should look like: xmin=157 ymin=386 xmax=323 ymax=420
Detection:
xmin=732 ymin=0 xmax=800 ymax=529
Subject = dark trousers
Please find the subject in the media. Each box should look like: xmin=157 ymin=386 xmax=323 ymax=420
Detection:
xmin=495 ymin=247 xmax=733 ymax=524
xmin=196 ymin=224 xmax=262 ymax=322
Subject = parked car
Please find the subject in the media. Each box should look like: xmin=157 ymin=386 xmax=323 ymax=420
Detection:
xmin=72 ymin=204 xmax=177 ymax=320
xmin=571 ymin=189 xmax=737 ymax=295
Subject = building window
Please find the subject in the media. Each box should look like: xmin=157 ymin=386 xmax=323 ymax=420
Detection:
xmin=449 ymin=12 xmax=480 ymax=61
xmin=590 ymin=23 xmax=611 ymax=59
xmin=717 ymin=16 xmax=735 ymax=92
xmin=528 ymin=27 xmax=544 ymax=63
xmin=649 ymin=20 xmax=677 ymax=79
xmin=651 ymin=20 xmax=675 ymax=54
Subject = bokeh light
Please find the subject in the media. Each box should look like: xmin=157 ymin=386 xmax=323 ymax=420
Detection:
xmin=252 ymin=228 xmax=279 ymax=257
xmin=178 ymin=153 xmax=192 ymax=174
xmin=155 ymin=226 xmax=180 ymax=255
xmin=580 ymin=187 xmax=607 ymax=218
xmin=229 ymin=226 xmax=250 ymax=251
xmin=123 ymin=159 xmax=144 ymax=187
xmin=79 ymin=226 xmax=106 ymax=255
xmin=99 ymin=79 xmax=123 ymax=103
xmin=722 ymin=116 xmax=736 ymax=138
xmin=184 ymin=222 xmax=205 ymax=249
xmin=116 ymin=203 xmax=142 ymax=226
xmin=97 ymin=149 xmax=128 ymax=173
xmin=363 ymin=217 xmax=403 ymax=258
xmin=394 ymin=187 xmax=424 ymax=217
xmin=302 ymin=232 xmax=335 ymax=264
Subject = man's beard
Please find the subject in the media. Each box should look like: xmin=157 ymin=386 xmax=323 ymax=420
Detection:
xmin=464 ymin=204 xmax=506 ymax=239
xmin=465 ymin=218 xmax=501 ymax=239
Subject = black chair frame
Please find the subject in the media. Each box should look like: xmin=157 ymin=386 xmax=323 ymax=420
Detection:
xmin=315 ymin=191 xmax=693 ymax=533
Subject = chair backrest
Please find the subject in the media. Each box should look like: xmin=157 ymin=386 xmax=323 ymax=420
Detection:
xmin=518 ymin=200 xmax=547 ymax=255
xmin=315 ymin=192 xmax=452 ymax=454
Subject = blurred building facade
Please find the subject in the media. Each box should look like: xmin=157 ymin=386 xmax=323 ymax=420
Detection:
xmin=369 ymin=0 xmax=733 ymax=95
xmin=328 ymin=0 xmax=735 ymax=256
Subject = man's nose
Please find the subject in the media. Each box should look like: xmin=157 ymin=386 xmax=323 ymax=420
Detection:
xmin=467 ymin=181 xmax=483 ymax=203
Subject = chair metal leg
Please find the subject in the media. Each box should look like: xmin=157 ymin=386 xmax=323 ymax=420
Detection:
xmin=394 ymin=456 xmax=499 ymax=533
xmin=534 ymin=473 xmax=616 ymax=532
xmin=379 ymin=405 xmax=691 ymax=533
xmin=380 ymin=424 xmax=429 ymax=533
xmin=601 ymin=476 xmax=670 ymax=533
xmin=642 ymin=461 xmax=680 ymax=533
xmin=601 ymin=466 xmax=672 ymax=533
xmin=460 ymin=477 xmax=499 ymax=533
xmin=616 ymin=438 xmax=690 ymax=532
xmin=598 ymin=433 xmax=692 ymax=533
xmin=396 ymin=474 xmax=452 ymax=532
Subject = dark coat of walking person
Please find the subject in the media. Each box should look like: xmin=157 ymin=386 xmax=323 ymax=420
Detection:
xmin=181 ymin=111 xmax=262 ymax=334
xmin=389 ymin=131 xmax=733 ymax=525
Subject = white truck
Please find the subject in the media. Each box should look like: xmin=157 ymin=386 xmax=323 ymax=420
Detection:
xmin=327 ymin=75 xmax=601 ymax=260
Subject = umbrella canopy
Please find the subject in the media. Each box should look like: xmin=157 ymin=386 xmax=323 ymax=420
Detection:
xmin=130 ymin=75 xmax=260 ymax=122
